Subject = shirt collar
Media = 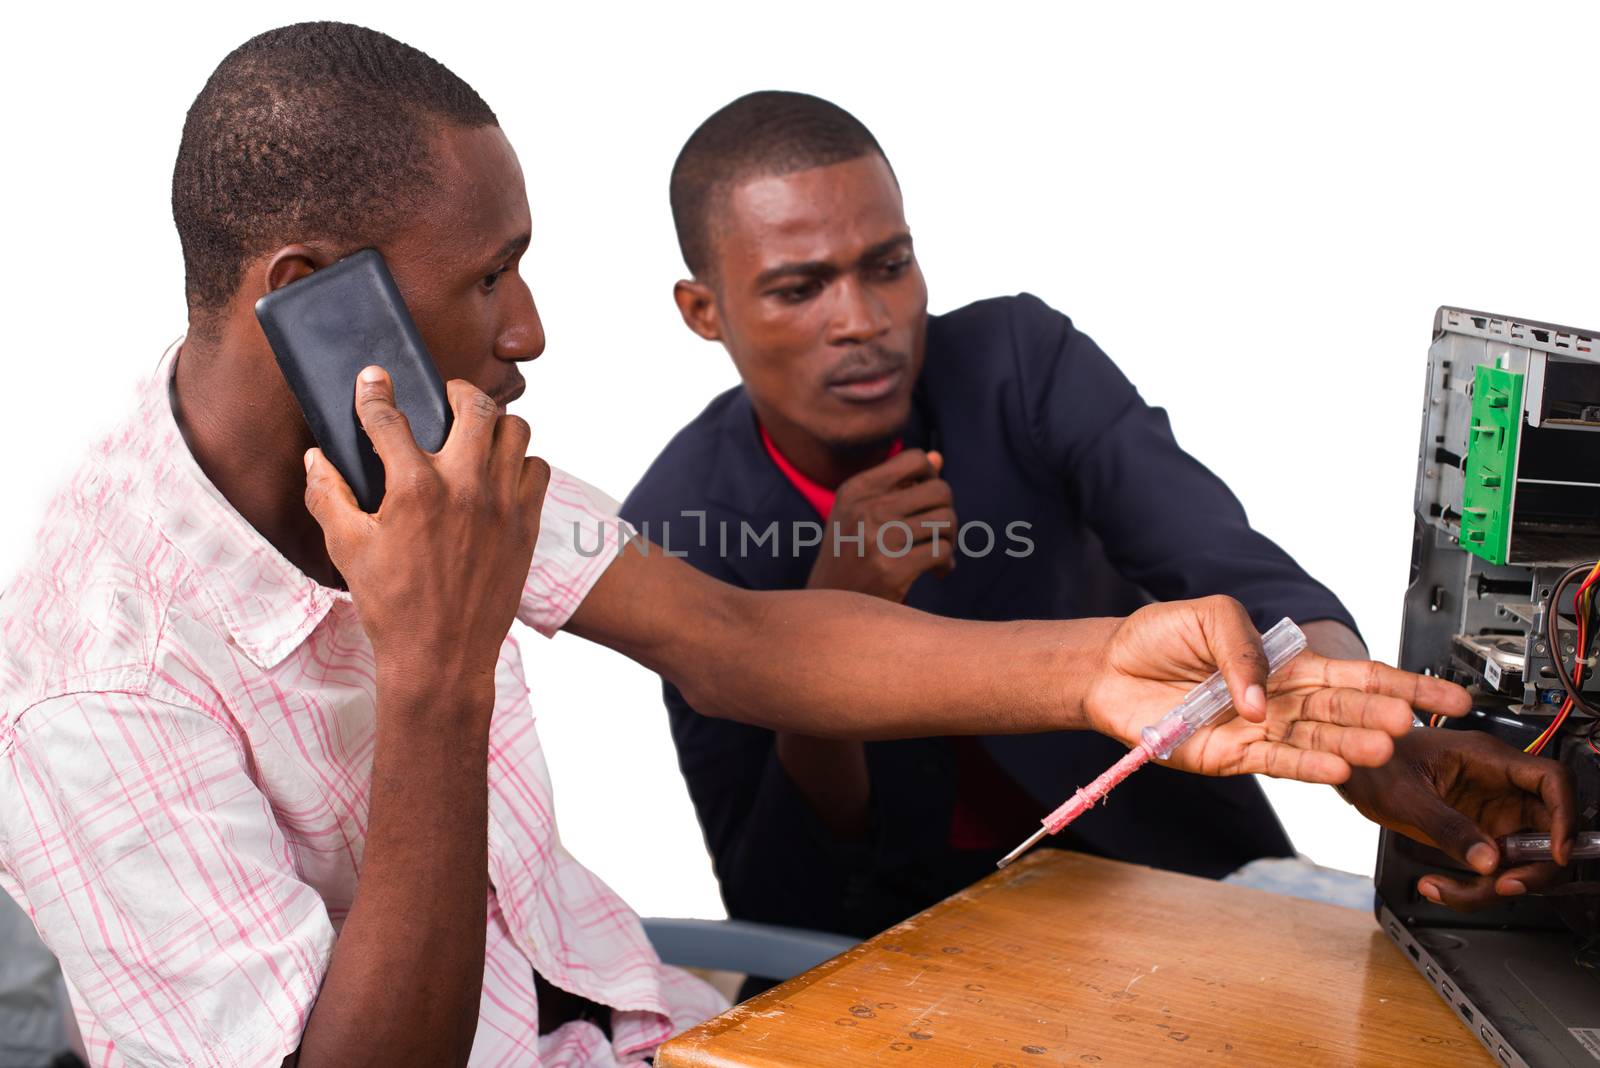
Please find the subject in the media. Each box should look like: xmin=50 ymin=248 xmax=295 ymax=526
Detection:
xmin=139 ymin=338 xmax=344 ymax=670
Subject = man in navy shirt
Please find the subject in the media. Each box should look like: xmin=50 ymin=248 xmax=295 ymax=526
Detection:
xmin=621 ymin=91 xmax=1570 ymax=939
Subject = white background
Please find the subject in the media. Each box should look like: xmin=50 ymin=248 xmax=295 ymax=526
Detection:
xmin=3 ymin=1 xmax=1597 ymax=920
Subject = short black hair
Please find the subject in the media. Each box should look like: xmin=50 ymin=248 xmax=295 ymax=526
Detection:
xmin=172 ymin=21 xmax=497 ymax=324
xmin=669 ymin=91 xmax=889 ymax=280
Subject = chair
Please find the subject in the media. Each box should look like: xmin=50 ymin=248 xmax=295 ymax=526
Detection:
xmin=641 ymin=918 xmax=855 ymax=981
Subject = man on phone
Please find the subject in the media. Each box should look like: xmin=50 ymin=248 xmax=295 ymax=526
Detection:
xmin=0 ymin=25 xmax=1554 ymax=1068
xmin=620 ymin=90 xmax=1575 ymax=940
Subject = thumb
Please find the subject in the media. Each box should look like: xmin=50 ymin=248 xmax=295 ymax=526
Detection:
xmin=928 ymin=450 xmax=944 ymax=475
xmin=1203 ymin=596 xmax=1269 ymax=721
xmin=1416 ymin=797 xmax=1500 ymax=874
xmin=303 ymin=448 xmax=362 ymax=542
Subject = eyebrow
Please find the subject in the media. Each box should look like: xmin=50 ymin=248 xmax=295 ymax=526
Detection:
xmin=752 ymin=232 xmax=913 ymax=289
xmin=482 ymin=233 xmax=531 ymax=269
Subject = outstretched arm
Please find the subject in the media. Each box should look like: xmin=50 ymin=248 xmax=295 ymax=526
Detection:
xmin=568 ymin=542 xmax=1114 ymax=739
xmin=566 ymin=547 xmax=1472 ymax=782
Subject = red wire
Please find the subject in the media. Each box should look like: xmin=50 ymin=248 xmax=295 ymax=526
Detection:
xmin=1450 ymin=564 xmax=1600 ymax=752
xmin=1528 ymin=592 xmax=1586 ymax=756
xmin=1528 ymin=700 xmax=1569 ymax=756
xmin=1575 ymin=570 xmax=1600 ymax=755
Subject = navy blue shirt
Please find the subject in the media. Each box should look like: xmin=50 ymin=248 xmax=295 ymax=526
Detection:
xmin=622 ymin=294 xmax=1358 ymax=938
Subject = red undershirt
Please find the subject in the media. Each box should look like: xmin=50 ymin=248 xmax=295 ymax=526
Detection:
xmin=758 ymin=424 xmax=902 ymax=514
xmin=758 ymin=425 xmax=1038 ymax=852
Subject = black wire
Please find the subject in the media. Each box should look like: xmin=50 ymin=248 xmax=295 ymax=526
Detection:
xmin=1545 ymin=564 xmax=1600 ymax=719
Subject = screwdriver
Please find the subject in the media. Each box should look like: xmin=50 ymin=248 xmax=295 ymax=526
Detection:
xmin=998 ymin=618 xmax=1308 ymax=869
xmin=1499 ymin=831 xmax=1600 ymax=864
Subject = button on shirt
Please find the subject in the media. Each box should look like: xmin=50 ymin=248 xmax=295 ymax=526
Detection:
xmin=0 ymin=342 xmax=726 ymax=1067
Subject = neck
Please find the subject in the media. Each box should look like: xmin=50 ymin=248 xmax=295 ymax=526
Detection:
xmin=173 ymin=321 xmax=341 ymax=588
xmin=757 ymin=409 xmax=900 ymax=490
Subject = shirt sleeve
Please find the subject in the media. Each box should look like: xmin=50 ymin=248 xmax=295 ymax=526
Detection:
xmin=518 ymin=466 xmax=637 ymax=636
xmin=0 ymin=691 xmax=334 ymax=1068
xmin=1008 ymin=294 xmax=1359 ymax=635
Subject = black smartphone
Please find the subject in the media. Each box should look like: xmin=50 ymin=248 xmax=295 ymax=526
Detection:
xmin=254 ymin=248 xmax=452 ymax=512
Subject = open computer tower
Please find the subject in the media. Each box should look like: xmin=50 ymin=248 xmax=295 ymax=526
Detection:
xmin=1377 ymin=308 xmax=1600 ymax=1066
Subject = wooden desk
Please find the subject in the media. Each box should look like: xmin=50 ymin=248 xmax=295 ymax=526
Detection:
xmin=658 ymin=850 xmax=1486 ymax=1067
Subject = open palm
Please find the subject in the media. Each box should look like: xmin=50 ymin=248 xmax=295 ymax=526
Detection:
xmin=1084 ymin=598 xmax=1472 ymax=782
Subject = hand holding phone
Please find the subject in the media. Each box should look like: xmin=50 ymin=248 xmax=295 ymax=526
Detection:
xmin=255 ymin=249 xmax=452 ymax=512
xmin=303 ymin=368 xmax=549 ymax=698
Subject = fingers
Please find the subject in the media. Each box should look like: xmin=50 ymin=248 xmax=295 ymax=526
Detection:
xmin=489 ymin=412 xmax=532 ymax=488
xmin=303 ymin=448 xmax=363 ymax=551
xmin=1266 ymin=710 xmax=1396 ymax=771
xmin=879 ymin=474 xmax=954 ymax=518
xmin=1416 ymin=673 xmax=1474 ymax=718
xmin=867 ymin=508 xmax=959 ymax=549
xmin=1244 ymin=685 xmax=1423 ymax=781
xmin=442 ymin=378 xmax=502 ymax=465
xmin=433 ymin=379 xmax=534 ymax=510
xmin=1407 ymin=790 xmax=1501 ymax=873
xmin=1416 ymin=873 xmax=1495 ymax=911
xmin=354 ymin=367 xmax=426 ymax=476
xmin=837 ymin=448 xmax=939 ymax=496
xmin=822 ymin=449 xmax=958 ymax=582
xmin=1417 ymin=862 xmax=1565 ymax=911
xmin=1490 ymin=861 xmax=1564 ymax=897
xmin=1289 ymin=687 xmax=1416 ymax=739
xmin=1504 ymin=751 xmax=1580 ymax=865
xmin=900 ymin=536 xmax=958 ymax=578
xmin=1198 ymin=596 xmax=1269 ymax=720
xmin=518 ymin=455 xmax=552 ymax=514
xmin=1286 ymin=717 xmax=1398 ymax=769
xmin=1312 ymin=657 xmax=1472 ymax=719
xmin=1253 ymin=743 xmax=1351 ymax=785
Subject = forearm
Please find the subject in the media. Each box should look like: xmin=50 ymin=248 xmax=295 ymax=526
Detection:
xmin=568 ymin=551 xmax=1115 ymax=740
xmin=774 ymin=731 xmax=871 ymax=838
xmin=293 ymin=678 xmax=492 ymax=1067
xmin=632 ymin=579 xmax=1114 ymax=740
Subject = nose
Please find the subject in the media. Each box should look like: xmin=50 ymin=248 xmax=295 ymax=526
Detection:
xmin=825 ymin=275 xmax=891 ymax=346
xmin=496 ymin=275 xmax=545 ymax=362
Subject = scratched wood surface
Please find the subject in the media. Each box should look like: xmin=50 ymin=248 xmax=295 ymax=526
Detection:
xmin=657 ymin=849 xmax=1487 ymax=1067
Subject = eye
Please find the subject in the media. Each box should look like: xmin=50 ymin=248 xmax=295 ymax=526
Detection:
xmin=770 ymin=279 xmax=823 ymax=304
xmin=482 ymin=267 xmax=510 ymax=291
xmin=876 ymin=255 xmax=912 ymax=278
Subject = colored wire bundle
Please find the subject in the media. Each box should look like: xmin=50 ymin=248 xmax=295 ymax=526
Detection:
xmin=1534 ymin=560 xmax=1600 ymax=756
xmin=1442 ymin=562 xmax=1600 ymax=755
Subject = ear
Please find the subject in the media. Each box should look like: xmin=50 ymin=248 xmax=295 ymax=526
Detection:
xmin=262 ymin=244 xmax=334 ymax=294
xmin=673 ymin=278 xmax=723 ymax=342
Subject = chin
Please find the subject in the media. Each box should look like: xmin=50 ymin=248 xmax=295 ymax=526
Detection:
xmin=819 ymin=414 xmax=909 ymax=455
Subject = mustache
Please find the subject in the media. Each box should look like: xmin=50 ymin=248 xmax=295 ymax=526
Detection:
xmin=824 ymin=345 xmax=909 ymax=385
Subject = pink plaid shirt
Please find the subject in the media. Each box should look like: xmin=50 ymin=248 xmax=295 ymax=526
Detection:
xmin=0 ymin=342 xmax=726 ymax=1067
